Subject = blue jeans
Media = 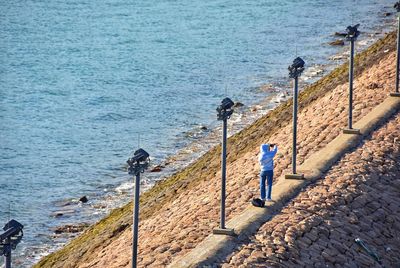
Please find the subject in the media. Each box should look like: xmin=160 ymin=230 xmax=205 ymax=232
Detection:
xmin=260 ymin=170 xmax=273 ymax=200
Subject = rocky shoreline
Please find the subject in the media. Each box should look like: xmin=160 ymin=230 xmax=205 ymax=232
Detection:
xmin=34 ymin=30 xmax=398 ymax=268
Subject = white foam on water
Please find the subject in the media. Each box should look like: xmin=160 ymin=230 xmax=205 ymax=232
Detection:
xmin=115 ymin=181 xmax=134 ymax=194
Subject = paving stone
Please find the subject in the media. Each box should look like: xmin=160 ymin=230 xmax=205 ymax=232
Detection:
xmin=322 ymin=249 xmax=336 ymax=263
xmin=304 ymin=231 xmax=318 ymax=242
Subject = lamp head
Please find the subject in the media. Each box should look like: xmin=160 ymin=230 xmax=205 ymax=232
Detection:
xmin=127 ymin=148 xmax=150 ymax=175
xmin=3 ymin=219 xmax=23 ymax=233
xmin=127 ymin=148 xmax=150 ymax=165
xmin=0 ymin=219 xmax=24 ymax=254
xmin=346 ymin=24 xmax=360 ymax=41
xmin=220 ymin=97 xmax=234 ymax=110
xmin=288 ymin=57 xmax=305 ymax=78
xmin=292 ymin=57 xmax=305 ymax=69
xmin=216 ymin=97 xmax=234 ymax=120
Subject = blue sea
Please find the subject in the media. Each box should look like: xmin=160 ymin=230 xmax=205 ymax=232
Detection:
xmin=0 ymin=0 xmax=394 ymax=266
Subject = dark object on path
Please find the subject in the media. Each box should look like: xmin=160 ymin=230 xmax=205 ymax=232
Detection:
xmin=79 ymin=196 xmax=88 ymax=203
xmin=355 ymin=238 xmax=382 ymax=264
xmin=251 ymin=198 xmax=265 ymax=208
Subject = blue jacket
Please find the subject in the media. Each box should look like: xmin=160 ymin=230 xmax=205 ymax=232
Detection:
xmin=259 ymin=144 xmax=277 ymax=171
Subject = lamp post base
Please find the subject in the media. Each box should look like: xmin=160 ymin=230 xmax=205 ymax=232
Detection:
xmin=390 ymin=92 xmax=400 ymax=97
xmin=213 ymin=228 xmax=235 ymax=236
xmin=285 ymin=173 xmax=305 ymax=180
xmin=343 ymin=128 xmax=361 ymax=135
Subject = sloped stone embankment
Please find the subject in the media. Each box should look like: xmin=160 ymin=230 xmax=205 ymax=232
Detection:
xmin=35 ymin=32 xmax=397 ymax=268
xmin=219 ymin=113 xmax=400 ymax=268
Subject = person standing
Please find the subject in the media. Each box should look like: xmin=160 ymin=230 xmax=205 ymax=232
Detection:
xmin=258 ymin=143 xmax=278 ymax=204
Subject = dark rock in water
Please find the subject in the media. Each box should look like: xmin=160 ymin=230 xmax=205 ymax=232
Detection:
xmin=51 ymin=209 xmax=75 ymax=218
xmin=54 ymin=200 xmax=72 ymax=207
xmin=383 ymin=12 xmax=392 ymax=17
xmin=53 ymin=223 xmax=90 ymax=234
xmin=334 ymin=32 xmax=347 ymax=37
xmin=329 ymin=40 xmax=345 ymax=46
xmin=200 ymin=125 xmax=208 ymax=131
xmin=233 ymin=102 xmax=244 ymax=108
xmin=79 ymin=196 xmax=88 ymax=203
xmin=150 ymin=165 xmax=163 ymax=172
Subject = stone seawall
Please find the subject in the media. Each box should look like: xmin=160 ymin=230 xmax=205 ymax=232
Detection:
xmin=219 ymin=113 xmax=400 ymax=268
xmin=169 ymin=94 xmax=400 ymax=267
xmin=35 ymin=32 xmax=397 ymax=268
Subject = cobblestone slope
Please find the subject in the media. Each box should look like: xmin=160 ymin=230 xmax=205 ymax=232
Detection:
xmin=35 ymin=32 xmax=398 ymax=268
xmin=219 ymin=113 xmax=400 ymax=268
xmin=81 ymin=50 xmax=396 ymax=267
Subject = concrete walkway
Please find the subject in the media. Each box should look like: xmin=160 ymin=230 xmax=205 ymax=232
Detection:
xmin=168 ymin=95 xmax=400 ymax=268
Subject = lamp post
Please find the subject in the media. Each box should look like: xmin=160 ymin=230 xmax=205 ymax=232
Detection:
xmin=127 ymin=148 xmax=150 ymax=268
xmin=213 ymin=97 xmax=235 ymax=236
xmin=343 ymin=24 xmax=361 ymax=135
xmin=0 ymin=219 xmax=24 ymax=268
xmin=392 ymin=2 xmax=400 ymax=97
xmin=285 ymin=57 xmax=305 ymax=180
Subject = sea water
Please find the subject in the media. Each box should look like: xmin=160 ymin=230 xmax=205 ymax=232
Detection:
xmin=0 ymin=0 xmax=394 ymax=266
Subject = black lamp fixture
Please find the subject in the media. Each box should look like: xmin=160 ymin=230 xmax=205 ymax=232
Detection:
xmin=127 ymin=148 xmax=150 ymax=175
xmin=0 ymin=219 xmax=24 ymax=268
xmin=216 ymin=97 xmax=234 ymax=121
xmin=127 ymin=148 xmax=150 ymax=268
xmin=213 ymin=97 xmax=235 ymax=236
xmin=343 ymin=24 xmax=361 ymax=135
xmin=345 ymin=24 xmax=360 ymax=41
xmin=288 ymin=57 xmax=305 ymax=79
xmin=285 ymin=57 xmax=305 ymax=180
